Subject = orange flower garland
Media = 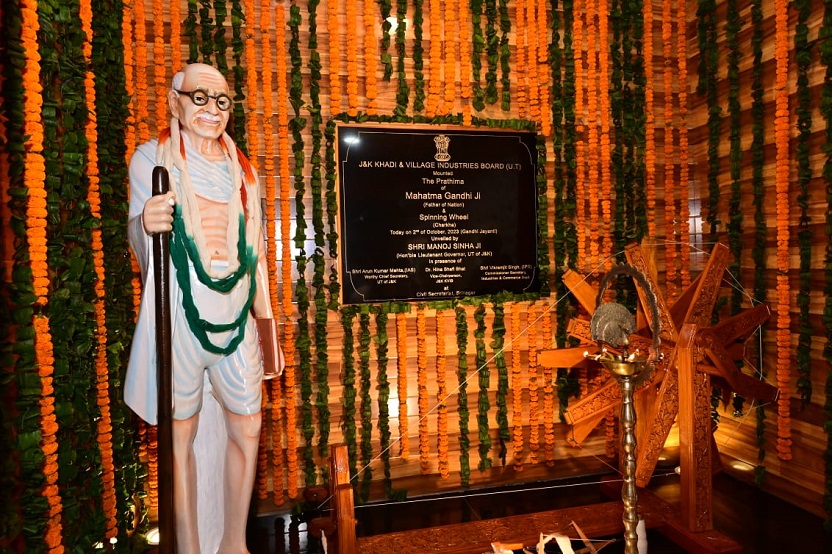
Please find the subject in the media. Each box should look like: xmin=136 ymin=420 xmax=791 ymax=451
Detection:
xmin=677 ymin=0 xmax=690 ymax=287
xmin=444 ymin=0 xmax=457 ymax=113
xmin=363 ymin=0 xmax=378 ymax=114
xmin=515 ymin=0 xmax=528 ymax=119
xmin=328 ymin=0 xmax=342 ymax=114
xmin=541 ymin=304 xmax=555 ymax=466
xmin=345 ymin=0 xmax=358 ymax=116
xmin=396 ymin=312 xmax=410 ymax=459
xmin=662 ymin=0 xmax=677 ymax=300
xmin=244 ymin=0 xmax=261 ymax=167
xmin=271 ymin=377 xmax=284 ymax=505
xmin=275 ymin=0 xmax=299 ymax=498
xmin=257 ymin=387 xmax=270 ymax=500
xmin=417 ymin=307 xmax=430 ymax=473
xmin=121 ymin=6 xmax=136 ymax=166
xmin=536 ymin=0 xmax=551 ymax=137
xmin=23 ymin=2 xmax=64 ymax=548
xmin=527 ymin=302 xmax=539 ymax=463
xmin=643 ymin=0 xmax=656 ymax=238
xmin=572 ymin=0 xmax=587 ymax=262
xmin=511 ymin=303 xmax=524 ymax=470
xmin=170 ymin=0 xmax=182 ymax=71
xmin=427 ymin=0 xmax=442 ymax=117
xmin=80 ymin=0 xmax=117 ymax=535
xmin=598 ymin=0 xmax=612 ymax=263
xmin=153 ymin=0 xmax=167 ymax=127
xmin=457 ymin=0 xmax=472 ymax=125
xmin=436 ymin=310 xmax=450 ymax=478
xmin=133 ymin=0 xmax=149 ymax=144
xmin=526 ymin=0 xmax=540 ymax=124
xmin=585 ymin=0 xmax=599 ymax=266
xmin=774 ymin=0 xmax=791 ymax=460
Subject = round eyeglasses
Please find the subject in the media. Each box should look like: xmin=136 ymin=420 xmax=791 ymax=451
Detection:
xmin=175 ymin=88 xmax=232 ymax=111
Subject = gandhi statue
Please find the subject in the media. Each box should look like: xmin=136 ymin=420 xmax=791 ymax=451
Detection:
xmin=125 ymin=63 xmax=283 ymax=553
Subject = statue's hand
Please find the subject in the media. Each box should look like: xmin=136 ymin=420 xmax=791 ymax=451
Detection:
xmin=142 ymin=191 xmax=176 ymax=234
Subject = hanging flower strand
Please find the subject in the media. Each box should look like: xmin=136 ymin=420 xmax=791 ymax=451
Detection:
xmin=417 ymin=307 xmax=430 ymax=473
xmin=275 ymin=0 xmax=299 ymax=498
xmin=80 ymin=0 xmax=117 ymax=535
xmin=643 ymin=0 xmax=656 ymax=237
xmin=774 ymin=0 xmax=792 ymax=460
xmin=153 ymin=0 xmax=167 ymax=127
xmin=511 ymin=303 xmax=524 ymax=470
xmin=22 ymin=1 xmax=64 ymax=547
xmin=662 ymin=0 xmax=677 ymax=299
xmin=677 ymin=0 xmax=690 ymax=286
xmin=436 ymin=310 xmax=450 ymax=478
xmin=572 ymin=0 xmax=587 ymax=262
xmin=397 ymin=312 xmax=410 ymax=459
xmin=328 ymin=0 xmax=341 ymax=114
xmin=457 ymin=0 xmax=472 ymax=125
xmin=364 ymin=0 xmax=379 ymax=114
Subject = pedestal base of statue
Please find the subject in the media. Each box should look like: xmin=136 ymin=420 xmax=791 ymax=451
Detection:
xmin=193 ymin=375 xmax=227 ymax=553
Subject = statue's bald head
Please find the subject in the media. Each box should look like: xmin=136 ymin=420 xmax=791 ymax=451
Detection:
xmin=168 ymin=63 xmax=231 ymax=142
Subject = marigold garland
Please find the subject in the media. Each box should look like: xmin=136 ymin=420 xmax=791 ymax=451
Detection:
xmin=677 ymin=0 xmax=690 ymax=286
xmin=275 ymin=0 xmax=299 ymax=498
xmin=436 ymin=310 xmax=450 ymax=478
xmin=444 ymin=0 xmax=457 ymax=113
xmin=397 ymin=312 xmax=410 ymax=459
xmin=511 ymin=303 xmax=524 ymax=470
xmin=121 ymin=5 xmax=136 ymax=165
xmin=527 ymin=302 xmax=539 ymax=463
xmin=587 ymin=0 xmax=601 ymax=265
xmin=243 ymin=0 xmax=261 ymax=166
xmin=417 ymin=307 xmax=430 ymax=473
xmin=457 ymin=0 xmax=472 ymax=125
xmin=526 ymin=0 xmax=540 ymax=124
xmin=345 ymin=0 xmax=358 ymax=115
xmin=22 ymin=1 xmax=64 ymax=547
xmin=774 ymin=0 xmax=792 ymax=459
xmin=153 ymin=0 xmax=167 ymax=127
xmin=515 ymin=0 xmax=528 ymax=118
xmin=643 ymin=0 xmax=656 ymax=237
xmin=597 ymin=0 xmax=611 ymax=263
xmin=257 ymin=386 xmax=270 ymax=500
xmin=536 ymin=0 xmax=551 ymax=136
xmin=541 ymin=304 xmax=555 ymax=466
xmin=572 ymin=0 xmax=586 ymax=261
xmin=327 ymin=0 xmax=341 ymax=114
xmin=427 ymin=0 xmax=442 ymax=117
xmin=80 ymin=0 xmax=117 ymax=535
xmin=662 ymin=0 xmax=677 ymax=300
xmin=170 ymin=0 xmax=182 ymax=70
xmin=364 ymin=0 xmax=378 ymax=114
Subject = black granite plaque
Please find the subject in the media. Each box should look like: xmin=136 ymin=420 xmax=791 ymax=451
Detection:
xmin=338 ymin=124 xmax=539 ymax=304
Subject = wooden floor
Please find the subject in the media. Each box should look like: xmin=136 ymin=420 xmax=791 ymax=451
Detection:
xmin=247 ymin=470 xmax=830 ymax=553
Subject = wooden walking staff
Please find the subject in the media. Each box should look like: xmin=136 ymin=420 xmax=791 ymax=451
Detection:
xmin=152 ymin=166 xmax=176 ymax=553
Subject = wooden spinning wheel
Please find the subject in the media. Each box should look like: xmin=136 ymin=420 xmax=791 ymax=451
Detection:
xmin=540 ymin=242 xmax=778 ymax=532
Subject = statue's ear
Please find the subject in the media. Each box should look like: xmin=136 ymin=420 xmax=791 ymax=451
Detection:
xmin=168 ymin=90 xmax=181 ymax=119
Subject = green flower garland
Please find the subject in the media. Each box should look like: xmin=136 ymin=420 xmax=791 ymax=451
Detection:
xmin=697 ymin=0 xmax=721 ymax=240
xmin=492 ymin=301 xmax=509 ymax=465
xmin=186 ymin=0 xmax=199 ymax=63
xmin=818 ymin=0 xmax=832 ymax=528
xmin=471 ymin=0 xmax=485 ymax=110
xmin=474 ymin=302 xmax=491 ymax=471
xmin=726 ymin=0 xmax=742 ymax=315
xmin=374 ymin=308 xmax=394 ymax=497
xmin=498 ymin=0 xmax=511 ymax=110
xmin=357 ymin=308 xmax=374 ymax=503
xmin=91 ymin=0 xmax=144 ymax=538
xmin=455 ymin=305 xmax=471 ymax=486
xmin=484 ymin=0 xmax=498 ymax=105
xmin=412 ymin=0 xmax=426 ymax=112
xmin=795 ymin=0 xmax=814 ymax=408
xmin=230 ymin=0 xmax=248 ymax=153
xmin=818 ymin=0 xmax=832 ymax=532
xmin=214 ymin=0 xmax=229 ymax=75
xmin=749 ymin=0 xmax=768 ymax=483
xmin=199 ymin=0 xmax=214 ymax=64
xmin=324 ymin=123 xmax=340 ymax=301
xmin=561 ymin=0 xmax=578 ymax=267
xmin=340 ymin=307 xmax=359 ymax=479
xmin=287 ymin=1 xmax=315 ymax=485
xmin=394 ymin=0 xmax=410 ymax=118
xmin=379 ymin=0 xmax=393 ymax=81
xmin=306 ymin=0 xmax=332 ymax=464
